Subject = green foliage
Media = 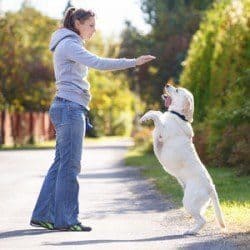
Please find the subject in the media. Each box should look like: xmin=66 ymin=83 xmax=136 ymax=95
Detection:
xmin=88 ymin=70 xmax=139 ymax=136
xmin=119 ymin=0 xmax=213 ymax=106
xmin=180 ymin=0 xmax=250 ymax=174
xmin=181 ymin=0 xmax=250 ymax=121
xmin=0 ymin=6 xmax=58 ymax=111
xmin=119 ymin=21 xmax=154 ymax=101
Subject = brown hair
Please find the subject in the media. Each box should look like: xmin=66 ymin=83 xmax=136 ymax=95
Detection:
xmin=63 ymin=7 xmax=95 ymax=35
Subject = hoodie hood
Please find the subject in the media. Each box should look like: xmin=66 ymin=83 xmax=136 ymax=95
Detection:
xmin=49 ymin=28 xmax=83 ymax=51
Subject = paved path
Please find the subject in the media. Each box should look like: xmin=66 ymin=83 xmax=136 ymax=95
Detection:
xmin=0 ymin=139 xmax=247 ymax=249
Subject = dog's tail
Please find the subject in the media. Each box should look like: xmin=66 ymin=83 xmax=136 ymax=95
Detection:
xmin=210 ymin=187 xmax=226 ymax=228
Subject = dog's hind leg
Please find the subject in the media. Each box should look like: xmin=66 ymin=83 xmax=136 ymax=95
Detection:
xmin=183 ymin=188 xmax=210 ymax=235
xmin=184 ymin=212 xmax=206 ymax=235
xmin=176 ymin=177 xmax=185 ymax=189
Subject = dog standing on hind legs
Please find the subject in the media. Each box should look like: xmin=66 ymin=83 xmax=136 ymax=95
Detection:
xmin=140 ymin=83 xmax=226 ymax=235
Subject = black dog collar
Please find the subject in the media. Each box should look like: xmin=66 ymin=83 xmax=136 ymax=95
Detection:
xmin=169 ymin=110 xmax=188 ymax=122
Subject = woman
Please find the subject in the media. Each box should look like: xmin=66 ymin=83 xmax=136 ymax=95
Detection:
xmin=30 ymin=7 xmax=155 ymax=232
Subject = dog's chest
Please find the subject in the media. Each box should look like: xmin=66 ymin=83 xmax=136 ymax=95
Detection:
xmin=154 ymin=142 xmax=181 ymax=164
xmin=153 ymin=139 xmax=164 ymax=156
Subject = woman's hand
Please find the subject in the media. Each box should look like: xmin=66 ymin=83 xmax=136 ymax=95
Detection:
xmin=136 ymin=55 xmax=156 ymax=66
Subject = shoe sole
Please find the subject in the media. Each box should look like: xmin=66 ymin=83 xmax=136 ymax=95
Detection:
xmin=30 ymin=221 xmax=54 ymax=230
xmin=54 ymin=226 xmax=92 ymax=232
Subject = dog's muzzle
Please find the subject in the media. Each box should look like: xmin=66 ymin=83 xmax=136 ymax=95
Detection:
xmin=162 ymin=93 xmax=172 ymax=109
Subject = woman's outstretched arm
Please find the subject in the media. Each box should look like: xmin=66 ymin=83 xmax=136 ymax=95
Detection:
xmin=65 ymin=40 xmax=155 ymax=70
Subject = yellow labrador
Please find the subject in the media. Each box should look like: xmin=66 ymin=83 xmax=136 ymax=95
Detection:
xmin=140 ymin=84 xmax=225 ymax=235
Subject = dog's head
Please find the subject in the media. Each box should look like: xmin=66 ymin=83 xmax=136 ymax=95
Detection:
xmin=162 ymin=83 xmax=194 ymax=123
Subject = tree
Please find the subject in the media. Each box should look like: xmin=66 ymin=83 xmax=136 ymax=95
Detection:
xmin=180 ymin=0 xmax=250 ymax=174
xmin=0 ymin=6 xmax=57 ymax=145
xmin=181 ymin=0 xmax=249 ymax=121
xmin=0 ymin=6 xmax=57 ymax=112
xmin=119 ymin=0 xmax=213 ymax=106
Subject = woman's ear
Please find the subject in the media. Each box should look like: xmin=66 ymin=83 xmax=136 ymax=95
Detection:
xmin=74 ymin=20 xmax=81 ymax=30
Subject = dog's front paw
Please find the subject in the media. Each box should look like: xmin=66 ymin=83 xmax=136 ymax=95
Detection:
xmin=140 ymin=111 xmax=155 ymax=124
xmin=139 ymin=116 xmax=148 ymax=124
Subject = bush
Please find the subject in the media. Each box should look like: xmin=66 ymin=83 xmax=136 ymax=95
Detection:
xmin=211 ymin=124 xmax=250 ymax=175
xmin=133 ymin=127 xmax=153 ymax=153
xmin=192 ymin=122 xmax=211 ymax=164
xmin=180 ymin=0 xmax=250 ymax=175
xmin=181 ymin=0 xmax=250 ymax=122
xmin=88 ymin=71 xmax=140 ymax=137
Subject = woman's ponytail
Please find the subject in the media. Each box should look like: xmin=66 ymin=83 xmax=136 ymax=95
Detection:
xmin=63 ymin=7 xmax=76 ymax=31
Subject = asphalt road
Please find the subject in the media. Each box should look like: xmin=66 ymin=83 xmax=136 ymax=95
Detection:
xmin=0 ymin=139 xmax=248 ymax=249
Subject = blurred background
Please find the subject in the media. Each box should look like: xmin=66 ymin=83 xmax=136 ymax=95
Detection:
xmin=0 ymin=0 xmax=249 ymax=175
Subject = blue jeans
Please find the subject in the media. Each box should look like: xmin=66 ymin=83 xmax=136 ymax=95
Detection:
xmin=31 ymin=97 xmax=86 ymax=228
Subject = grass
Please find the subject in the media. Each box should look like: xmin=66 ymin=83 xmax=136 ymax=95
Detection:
xmin=0 ymin=140 xmax=56 ymax=150
xmin=125 ymin=146 xmax=250 ymax=233
xmin=0 ymin=136 xmax=130 ymax=150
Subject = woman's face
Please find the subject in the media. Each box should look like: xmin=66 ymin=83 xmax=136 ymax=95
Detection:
xmin=76 ymin=16 xmax=96 ymax=40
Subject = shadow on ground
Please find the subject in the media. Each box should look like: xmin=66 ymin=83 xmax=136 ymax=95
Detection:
xmin=79 ymin=165 xmax=175 ymax=219
xmin=0 ymin=229 xmax=54 ymax=239
xmin=43 ymin=234 xmax=186 ymax=246
xmin=42 ymin=232 xmax=249 ymax=249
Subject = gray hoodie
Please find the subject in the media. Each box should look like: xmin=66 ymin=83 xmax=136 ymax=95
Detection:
xmin=49 ymin=28 xmax=136 ymax=109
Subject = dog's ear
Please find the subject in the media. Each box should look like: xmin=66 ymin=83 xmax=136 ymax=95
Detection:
xmin=183 ymin=95 xmax=194 ymax=123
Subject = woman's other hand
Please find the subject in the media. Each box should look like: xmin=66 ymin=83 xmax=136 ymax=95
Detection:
xmin=136 ymin=55 xmax=156 ymax=66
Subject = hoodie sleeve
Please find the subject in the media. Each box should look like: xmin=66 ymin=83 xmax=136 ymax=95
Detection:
xmin=65 ymin=40 xmax=136 ymax=71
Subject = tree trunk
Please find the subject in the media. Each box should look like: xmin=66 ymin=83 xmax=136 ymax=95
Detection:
xmin=10 ymin=112 xmax=17 ymax=147
xmin=0 ymin=110 xmax=5 ymax=145
xmin=29 ymin=112 xmax=34 ymax=144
